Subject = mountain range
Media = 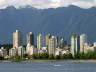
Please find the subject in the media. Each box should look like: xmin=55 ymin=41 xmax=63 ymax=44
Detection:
xmin=0 ymin=5 xmax=96 ymax=44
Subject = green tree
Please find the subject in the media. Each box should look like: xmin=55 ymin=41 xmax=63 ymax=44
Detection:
xmin=32 ymin=53 xmax=39 ymax=59
xmin=48 ymin=54 xmax=54 ymax=60
xmin=55 ymin=55 xmax=60 ymax=59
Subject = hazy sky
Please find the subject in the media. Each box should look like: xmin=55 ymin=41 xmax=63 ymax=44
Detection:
xmin=0 ymin=0 xmax=96 ymax=9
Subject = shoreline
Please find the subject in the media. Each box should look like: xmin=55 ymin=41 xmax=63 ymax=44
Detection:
xmin=0 ymin=59 xmax=96 ymax=63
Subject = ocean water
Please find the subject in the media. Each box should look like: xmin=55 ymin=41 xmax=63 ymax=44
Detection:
xmin=0 ymin=61 xmax=96 ymax=72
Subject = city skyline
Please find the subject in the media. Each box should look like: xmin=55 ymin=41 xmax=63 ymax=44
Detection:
xmin=0 ymin=29 xmax=95 ymax=58
xmin=0 ymin=0 xmax=95 ymax=72
xmin=11 ymin=30 xmax=96 ymax=56
xmin=0 ymin=28 xmax=96 ymax=63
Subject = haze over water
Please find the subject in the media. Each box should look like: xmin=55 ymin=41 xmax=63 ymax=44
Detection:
xmin=0 ymin=61 xmax=96 ymax=72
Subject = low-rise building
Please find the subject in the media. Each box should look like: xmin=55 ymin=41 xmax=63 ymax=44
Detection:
xmin=84 ymin=43 xmax=95 ymax=53
xmin=17 ymin=46 xmax=26 ymax=56
xmin=26 ymin=44 xmax=38 ymax=55
xmin=9 ymin=48 xmax=17 ymax=57
xmin=0 ymin=47 xmax=7 ymax=57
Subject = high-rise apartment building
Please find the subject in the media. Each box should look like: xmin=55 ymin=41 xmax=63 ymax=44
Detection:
xmin=80 ymin=34 xmax=87 ymax=53
xmin=48 ymin=36 xmax=56 ymax=55
xmin=27 ymin=32 xmax=34 ymax=45
xmin=71 ymin=34 xmax=80 ymax=57
xmin=59 ymin=38 xmax=65 ymax=48
xmin=46 ymin=34 xmax=51 ymax=47
xmin=37 ymin=33 xmax=42 ymax=53
xmin=13 ymin=30 xmax=22 ymax=48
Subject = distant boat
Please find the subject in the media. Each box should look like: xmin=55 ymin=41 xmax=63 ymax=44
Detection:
xmin=53 ymin=64 xmax=61 ymax=67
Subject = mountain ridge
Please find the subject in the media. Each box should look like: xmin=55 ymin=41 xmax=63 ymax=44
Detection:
xmin=0 ymin=5 xmax=96 ymax=44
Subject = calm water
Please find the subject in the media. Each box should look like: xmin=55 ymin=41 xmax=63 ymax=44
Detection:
xmin=0 ymin=61 xmax=96 ymax=72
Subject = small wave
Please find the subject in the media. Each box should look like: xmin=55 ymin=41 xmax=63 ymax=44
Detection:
xmin=53 ymin=64 xmax=61 ymax=67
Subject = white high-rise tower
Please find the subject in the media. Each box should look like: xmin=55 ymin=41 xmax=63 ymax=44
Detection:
xmin=80 ymin=34 xmax=87 ymax=53
xmin=37 ymin=33 xmax=42 ymax=53
xmin=71 ymin=34 xmax=80 ymax=57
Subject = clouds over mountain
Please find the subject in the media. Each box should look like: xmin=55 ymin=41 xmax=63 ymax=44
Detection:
xmin=0 ymin=0 xmax=96 ymax=9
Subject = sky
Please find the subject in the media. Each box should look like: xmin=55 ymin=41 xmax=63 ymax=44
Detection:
xmin=0 ymin=0 xmax=96 ymax=9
